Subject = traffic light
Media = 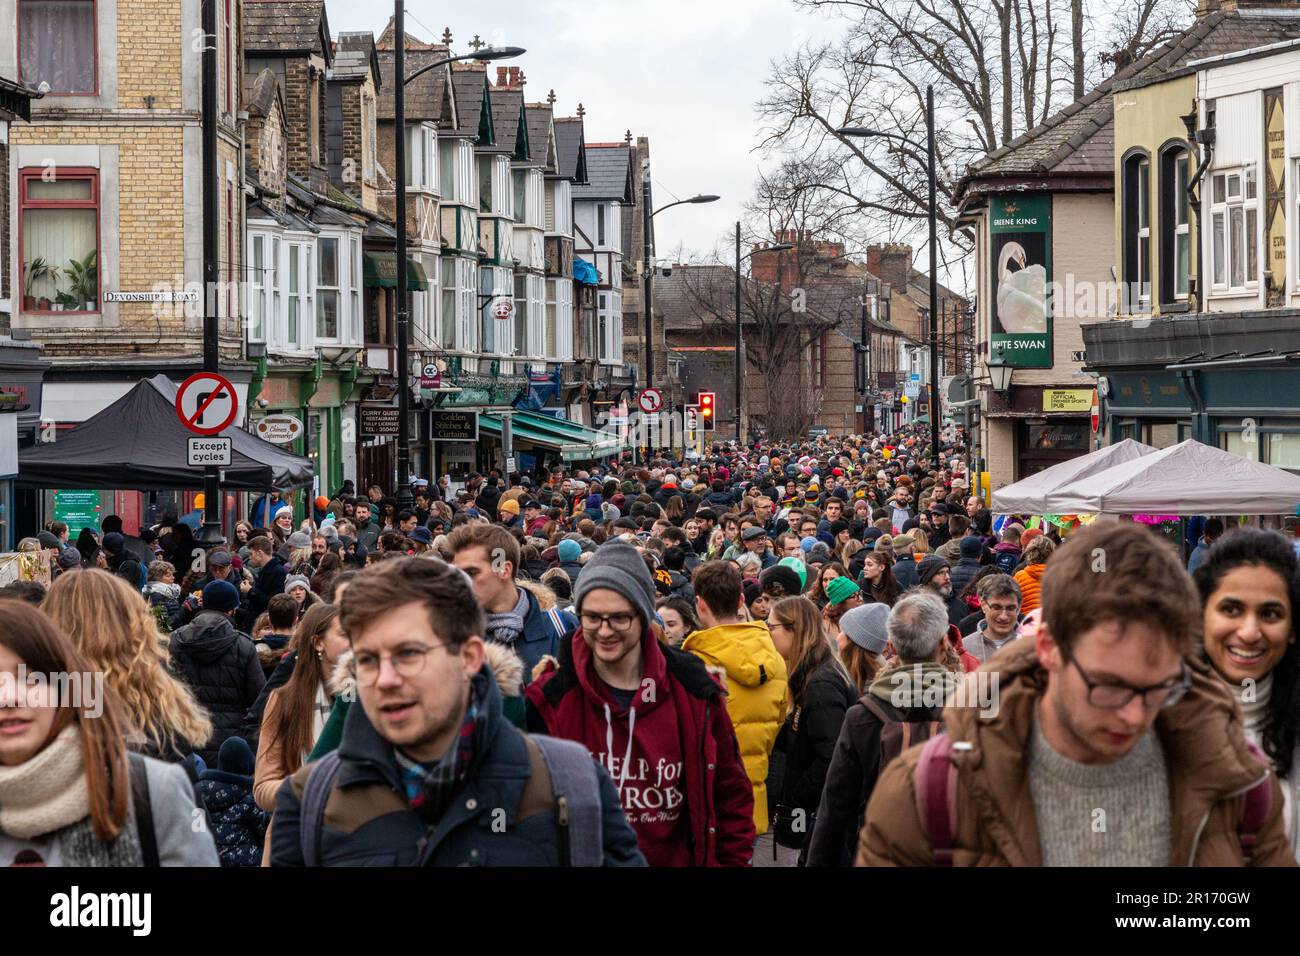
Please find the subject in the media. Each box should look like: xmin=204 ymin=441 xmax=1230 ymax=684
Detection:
xmin=698 ymin=391 xmax=715 ymax=431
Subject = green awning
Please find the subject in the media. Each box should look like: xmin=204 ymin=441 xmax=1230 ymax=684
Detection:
xmin=479 ymin=411 xmax=621 ymax=461
xmin=512 ymin=410 xmax=621 ymax=460
xmin=363 ymin=252 xmax=429 ymax=290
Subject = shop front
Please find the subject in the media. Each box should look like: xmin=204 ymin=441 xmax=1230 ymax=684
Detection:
xmin=1084 ymin=312 xmax=1300 ymax=475
xmin=983 ymin=384 xmax=1096 ymax=482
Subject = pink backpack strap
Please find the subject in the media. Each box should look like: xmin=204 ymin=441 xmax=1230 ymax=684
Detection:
xmin=1238 ymin=740 xmax=1272 ymax=864
xmin=913 ymin=732 xmax=958 ymax=866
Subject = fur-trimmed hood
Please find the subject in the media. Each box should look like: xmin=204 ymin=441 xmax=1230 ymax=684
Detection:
xmin=517 ymin=577 xmax=558 ymax=611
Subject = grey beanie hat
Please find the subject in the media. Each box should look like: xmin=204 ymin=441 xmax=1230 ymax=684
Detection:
xmin=839 ymin=602 xmax=890 ymax=655
xmin=284 ymin=574 xmax=311 ymax=593
xmin=573 ymin=540 xmax=656 ymax=627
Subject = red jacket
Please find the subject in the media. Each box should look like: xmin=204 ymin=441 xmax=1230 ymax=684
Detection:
xmin=949 ymin=626 xmax=980 ymax=673
xmin=526 ymin=630 xmax=756 ymax=866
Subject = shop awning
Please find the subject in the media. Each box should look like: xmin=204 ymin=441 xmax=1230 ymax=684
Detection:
xmin=480 ymin=410 xmax=620 ymax=462
xmin=17 ymin=375 xmax=313 ymax=491
xmin=363 ymin=252 xmax=430 ymax=290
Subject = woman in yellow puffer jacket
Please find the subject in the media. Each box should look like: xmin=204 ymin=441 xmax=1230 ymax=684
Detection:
xmin=681 ymin=564 xmax=789 ymax=835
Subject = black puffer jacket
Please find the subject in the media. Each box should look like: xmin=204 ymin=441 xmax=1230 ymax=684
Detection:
xmin=771 ymin=655 xmax=857 ymax=854
xmin=169 ymin=611 xmax=267 ymax=765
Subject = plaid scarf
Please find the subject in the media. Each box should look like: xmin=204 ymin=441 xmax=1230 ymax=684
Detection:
xmin=394 ymin=672 xmax=486 ymax=825
xmin=484 ymin=587 xmax=529 ymax=648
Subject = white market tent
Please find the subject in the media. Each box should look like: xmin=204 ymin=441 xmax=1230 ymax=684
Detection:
xmin=1050 ymin=439 xmax=1300 ymax=516
xmin=990 ymin=438 xmax=1159 ymax=515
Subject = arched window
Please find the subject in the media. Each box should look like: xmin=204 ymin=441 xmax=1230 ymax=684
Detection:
xmin=1122 ymin=149 xmax=1151 ymax=313
xmin=1159 ymin=142 xmax=1191 ymax=307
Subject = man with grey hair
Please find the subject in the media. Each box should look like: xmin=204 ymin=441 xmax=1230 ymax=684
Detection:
xmin=804 ymin=592 xmax=952 ymax=867
xmin=964 ymin=574 xmax=1025 ymax=664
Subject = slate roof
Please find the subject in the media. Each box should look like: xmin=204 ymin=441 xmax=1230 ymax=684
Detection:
xmin=375 ymin=46 xmax=451 ymax=123
xmin=330 ymin=33 xmax=377 ymax=84
xmin=959 ymin=8 xmax=1300 ymax=196
xmin=553 ymin=117 xmax=588 ymax=183
xmin=243 ymin=1 xmax=331 ymax=62
xmin=524 ymin=104 xmax=556 ymax=172
xmin=573 ymin=143 xmax=632 ymax=202
xmin=449 ymin=66 xmax=491 ymax=141
xmin=488 ymin=87 xmax=525 ymax=158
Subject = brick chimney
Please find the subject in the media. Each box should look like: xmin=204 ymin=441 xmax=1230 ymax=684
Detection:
xmin=866 ymin=244 xmax=913 ymax=294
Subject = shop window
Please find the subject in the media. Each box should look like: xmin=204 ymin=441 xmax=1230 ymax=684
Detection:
xmin=20 ymin=168 xmax=98 ymax=313
xmin=1266 ymin=432 xmax=1300 ymax=470
xmin=1209 ymin=166 xmax=1258 ymax=292
xmin=1159 ymin=145 xmax=1190 ymax=305
xmin=19 ymin=0 xmax=96 ymax=94
xmin=1143 ymin=421 xmax=1180 ymax=450
xmin=1026 ymin=423 xmax=1090 ymax=451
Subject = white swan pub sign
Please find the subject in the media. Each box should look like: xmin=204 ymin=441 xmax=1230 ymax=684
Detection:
xmin=990 ymin=194 xmax=1052 ymax=368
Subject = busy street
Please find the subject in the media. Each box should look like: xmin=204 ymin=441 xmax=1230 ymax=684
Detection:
xmin=5 ymin=0 xmax=1300 ymax=938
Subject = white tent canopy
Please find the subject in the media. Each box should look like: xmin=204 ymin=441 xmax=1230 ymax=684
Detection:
xmin=1051 ymin=439 xmax=1300 ymax=516
xmin=990 ymin=439 xmax=1159 ymax=515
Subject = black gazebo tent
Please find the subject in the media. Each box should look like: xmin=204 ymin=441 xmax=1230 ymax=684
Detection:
xmin=18 ymin=375 xmax=313 ymax=491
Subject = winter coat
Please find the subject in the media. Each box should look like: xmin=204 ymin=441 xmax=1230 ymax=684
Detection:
xmin=558 ymin=559 xmax=585 ymax=585
xmin=773 ymin=656 xmax=857 ymax=851
xmin=681 ymin=620 xmax=788 ymax=834
xmin=526 ymin=628 xmax=756 ymax=866
xmin=270 ymin=664 xmax=646 ymax=867
xmin=805 ymin=664 xmax=945 ymax=867
xmin=856 ymin=640 xmax=1297 ymax=867
xmin=197 ymin=764 xmax=269 ymax=867
xmin=240 ymin=651 xmax=296 ymax=751
xmin=1013 ymin=562 xmax=1046 ymax=613
xmin=144 ymin=581 xmax=183 ymax=630
xmin=892 ymin=556 xmax=919 ymax=591
xmin=169 ymin=611 xmax=267 ymax=765
xmin=948 ymin=557 xmax=983 ymax=600
xmin=245 ymin=554 xmax=287 ymax=619
xmin=509 ymin=585 xmax=576 ymax=685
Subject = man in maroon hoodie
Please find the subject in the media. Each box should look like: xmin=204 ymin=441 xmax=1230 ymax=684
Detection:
xmin=526 ymin=540 xmax=755 ymax=866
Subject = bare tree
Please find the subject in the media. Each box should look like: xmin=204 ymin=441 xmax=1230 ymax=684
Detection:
xmin=759 ymin=0 xmax=1194 ymax=282
xmin=672 ymin=165 xmax=865 ymax=439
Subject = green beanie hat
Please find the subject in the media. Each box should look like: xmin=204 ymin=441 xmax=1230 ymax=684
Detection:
xmin=825 ymin=575 xmax=862 ymax=607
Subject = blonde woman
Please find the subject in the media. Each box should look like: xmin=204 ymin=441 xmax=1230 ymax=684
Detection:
xmin=763 ymin=595 xmax=857 ymax=866
xmin=42 ymin=569 xmax=212 ymax=768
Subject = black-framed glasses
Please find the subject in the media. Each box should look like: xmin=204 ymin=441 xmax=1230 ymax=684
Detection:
xmin=351 ymin=643 xmax=454 ymax=687
xmin=1064 ymin=651 xmax=1191 ymax=710
xmin=579 ymin=612 xmax=638 ymax=634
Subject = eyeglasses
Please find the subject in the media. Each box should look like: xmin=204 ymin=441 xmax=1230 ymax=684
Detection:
xmin=1063 ymin=651 xmax=1191 ymax=710
xmin=984 ymin=602 xmax=1020 ymax=616
xmin=351 ymin=643 xmax=454 ymax=687
xmin=766 ymin=620 xmax=789 ymax=631
xmin=579 ymin=611 xmax=638 ymax=634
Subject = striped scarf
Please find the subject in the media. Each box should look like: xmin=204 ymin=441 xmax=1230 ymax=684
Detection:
xmin=394 ymin=672 xmax=485 ymax=824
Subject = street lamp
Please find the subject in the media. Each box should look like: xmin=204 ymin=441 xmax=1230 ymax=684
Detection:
xmin=734 ymin=230 xmax=793 ymax=443
xmin=644 ymin=192 xmax=719 ymax=390
xmin=838 ymin=83 xmax=941 ymax=471
xmin=986 ymin=342 xmax=1014 ymax=395
xmin=392 ymin=0 xmax=524 ymax=507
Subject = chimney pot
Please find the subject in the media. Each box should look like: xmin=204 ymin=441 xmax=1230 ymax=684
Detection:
xmin=497 ymin=67 xmax=509 ymax=86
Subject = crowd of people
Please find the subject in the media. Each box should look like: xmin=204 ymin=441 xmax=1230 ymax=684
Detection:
xmin=1 ymin=420 xmax=1297 ymax=868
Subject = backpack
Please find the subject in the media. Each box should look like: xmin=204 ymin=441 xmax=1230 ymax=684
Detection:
xmin=859 ymin=697 xmax=942 ymax=776
xmin=127 ymin=752 xmax=160 ymax=867
xmin=993 ymin=549 xmax=1019 ymax=575
xmin=912 ymin=734 xmax=1273 ymax=866
xmin=297 ymin=734 xmax=603 ymax=866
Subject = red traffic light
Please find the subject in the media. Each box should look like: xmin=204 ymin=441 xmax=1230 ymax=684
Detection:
xmin=699 ymin=391 xmax=714 ymax=414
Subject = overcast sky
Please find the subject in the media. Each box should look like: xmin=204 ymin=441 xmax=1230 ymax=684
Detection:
xmin=329 ymin=0 xmax=843 ymax=262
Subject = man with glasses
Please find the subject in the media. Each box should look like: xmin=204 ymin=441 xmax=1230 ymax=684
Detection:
xmin=858 ymin=522 xmax=1293 ymax=866
xmin=963 ymin=574 xmax=1023 ymax=663
xmin=526 ymin=542 xmax=757 ymax=866
xmin=271 ymin=557 xmax=645 ymax=867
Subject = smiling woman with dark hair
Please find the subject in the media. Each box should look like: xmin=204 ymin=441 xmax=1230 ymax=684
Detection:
xmin=1195 ymin=527 xmax=1300 ymax=858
